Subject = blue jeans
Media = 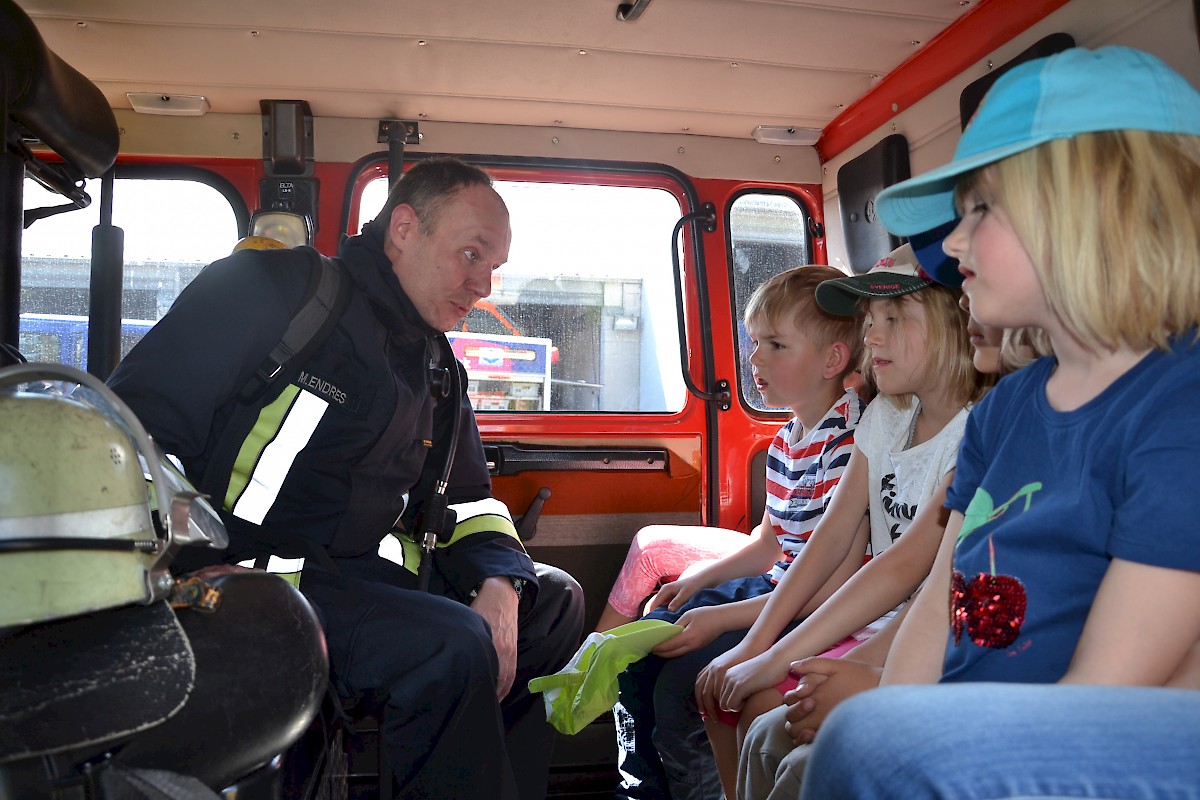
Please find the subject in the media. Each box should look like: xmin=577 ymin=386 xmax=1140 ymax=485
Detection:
xmin=801 ymin=684 xmax=1200 ymax=800
xmin=614 ymin=575 xmax=785 ymax=800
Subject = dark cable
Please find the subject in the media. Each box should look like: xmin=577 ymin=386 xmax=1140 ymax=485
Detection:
xmin=417 ymin=334 xmax=462 ymax=592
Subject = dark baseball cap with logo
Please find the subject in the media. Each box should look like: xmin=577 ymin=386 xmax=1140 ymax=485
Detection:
xmin=815 ymin=243 xmax=935 ymax=317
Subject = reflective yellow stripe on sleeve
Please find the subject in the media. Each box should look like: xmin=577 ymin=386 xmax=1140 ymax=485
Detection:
xmin=378 ymin=497 xmax=523 ymax=575
xmin=445 ymin=497 xmax=522 ymax=546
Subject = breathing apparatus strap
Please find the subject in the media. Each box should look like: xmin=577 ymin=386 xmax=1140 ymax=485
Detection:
xmin=200 ymin=248 xmax=351 ymax=509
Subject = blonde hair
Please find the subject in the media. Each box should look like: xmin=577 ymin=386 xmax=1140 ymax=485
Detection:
xmin=863 ymin=285 xmax=989 ymax=408
xmin=962 ymin=130 xmax=1200 ymax=352
xmin=745 ymin=265 xmax=864 ymax=382
xmin=999 ymin=327 xmax=1051 ymax=373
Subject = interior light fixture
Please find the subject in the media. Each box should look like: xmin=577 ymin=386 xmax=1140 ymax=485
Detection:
xmin=249 ymin=210 xmax=312 ymax=248
xmin=752 ymin=125 xmax=822 ymax=146
xmin=127 ymin=92 xmax=210 ymax=116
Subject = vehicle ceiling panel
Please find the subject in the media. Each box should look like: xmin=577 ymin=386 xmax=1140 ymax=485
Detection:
xmin=18 ymin=0 xmax=970 ymax=141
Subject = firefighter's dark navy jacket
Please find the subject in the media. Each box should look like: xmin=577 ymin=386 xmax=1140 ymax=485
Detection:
xmin=108 ymin=222 xmax=537 ymax=600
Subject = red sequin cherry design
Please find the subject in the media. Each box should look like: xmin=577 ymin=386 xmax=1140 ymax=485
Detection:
xmin=951 ymin=548 xmax=1027 ymax=648
xmin=951 ymin=484 xmax=1039 ymax=649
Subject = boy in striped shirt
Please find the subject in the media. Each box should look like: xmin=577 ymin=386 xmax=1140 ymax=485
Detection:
xmin=615 ymin=264 xmax=867 ymax=800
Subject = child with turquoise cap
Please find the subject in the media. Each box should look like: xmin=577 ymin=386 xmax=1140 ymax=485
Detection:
xmin=798 ymin=44 xmax=1200 ymax=800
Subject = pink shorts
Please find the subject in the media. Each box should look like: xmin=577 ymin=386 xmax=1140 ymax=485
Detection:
xmin=709 ymin=635 xmax=862 ymax=728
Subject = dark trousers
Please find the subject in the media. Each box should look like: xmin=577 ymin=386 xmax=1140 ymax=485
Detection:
xmin=301 ymin=556 xmax=584 ymax=800
xmin=614 ymin=575 xmax=795 ymax=800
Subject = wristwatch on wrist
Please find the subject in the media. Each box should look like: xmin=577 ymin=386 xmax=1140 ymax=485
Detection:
xmin=469 ymin=576 xmax=525 ymax=601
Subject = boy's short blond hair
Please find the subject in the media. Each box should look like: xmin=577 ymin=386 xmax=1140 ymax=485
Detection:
xmin=745 ymin=265 xmax=863 ymax=382
xmin=967 ymin=130 xmax=1200 ymax=352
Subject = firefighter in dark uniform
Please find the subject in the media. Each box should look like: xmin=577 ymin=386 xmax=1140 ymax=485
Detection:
xmin=108 ymin=158 xmax=585 ymax=800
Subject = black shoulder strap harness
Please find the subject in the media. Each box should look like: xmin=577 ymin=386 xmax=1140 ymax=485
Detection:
xmin=194 ymin=249 xmax=462 ymax=579
xmin=199 ymin=247 xmax=352 ymax=547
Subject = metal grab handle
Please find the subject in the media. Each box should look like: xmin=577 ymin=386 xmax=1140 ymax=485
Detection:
xmin=669 ymin=203 xmax=731 ymax=410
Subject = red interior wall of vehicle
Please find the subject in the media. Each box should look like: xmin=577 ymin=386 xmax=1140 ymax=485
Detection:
xmin=818 ymin=0 xmax=1072 ymax=161
xmin=492 ymin=450 xmax=702 ymax=521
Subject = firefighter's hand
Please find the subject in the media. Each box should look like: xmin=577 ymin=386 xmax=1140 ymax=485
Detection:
xmin=471 ymin=576 xmax=520 ymax=699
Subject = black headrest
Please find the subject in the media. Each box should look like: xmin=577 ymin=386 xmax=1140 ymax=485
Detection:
xmin=1 ymin=0 xmax=119 ymax=178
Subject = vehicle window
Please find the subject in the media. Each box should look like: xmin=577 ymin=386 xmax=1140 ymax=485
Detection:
xmin=359 ymin=177 xmax=686 ymax=413
xmin=19 ymin=177 xmax=239 ymax=369
xmin=728 ymin=192 xmax=812 ymax=412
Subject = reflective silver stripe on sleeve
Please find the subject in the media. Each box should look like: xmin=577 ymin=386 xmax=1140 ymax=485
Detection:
xmin=237 ymin=555 xmax=306 ymax=574
xmin=237 ymin=555 xmax=305 ymax=588
xmin=447 ymin=497 xmax=514 ymax=524
xmin=232 ymin=390 xmax=329 ymax=525
xmin=377 ymin=534 xmax=406 ymax=567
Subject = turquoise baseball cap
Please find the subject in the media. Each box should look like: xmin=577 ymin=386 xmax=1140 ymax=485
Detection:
xmin=876 ymin=46 xmax=1200 ymax=236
